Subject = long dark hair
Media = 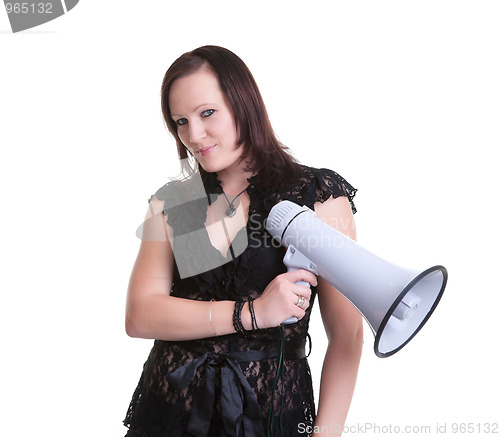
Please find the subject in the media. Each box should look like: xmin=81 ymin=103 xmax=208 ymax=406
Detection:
xmin=160 ymin=45 xmax=300 ymax=188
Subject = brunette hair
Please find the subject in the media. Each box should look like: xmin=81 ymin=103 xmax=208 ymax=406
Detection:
xmin=160 ymin=45 xmax=300 ymax=188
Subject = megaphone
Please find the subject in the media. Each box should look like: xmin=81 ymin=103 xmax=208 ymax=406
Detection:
xmin=265 ymin=200 xmax=447 ymax=358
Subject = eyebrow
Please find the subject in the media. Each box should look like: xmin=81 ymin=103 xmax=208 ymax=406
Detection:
xmin=171 ymin=103 xmax=218 ymax=118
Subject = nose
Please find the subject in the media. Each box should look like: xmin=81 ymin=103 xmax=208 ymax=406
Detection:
xmin=188 ymin=119 xmax=207 ymax=144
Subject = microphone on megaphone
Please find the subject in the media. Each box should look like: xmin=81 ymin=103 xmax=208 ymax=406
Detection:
xmin=265 ymin=200 xmax=447 ymax=358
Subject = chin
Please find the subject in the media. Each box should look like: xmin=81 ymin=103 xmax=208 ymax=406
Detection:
xmin=196 ymin=159 xmax=232 ymax=175
xmin=195 ymin=151 xmax=245 ymax=175
xmin=195 ymin=160 xmax=218 ymax=174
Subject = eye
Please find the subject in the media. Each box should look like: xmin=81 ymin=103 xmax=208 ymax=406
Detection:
xmin=201 ymin=109 xmax=215 ymax=118
xmin=176 ymin=118 xmax=188 ymax=126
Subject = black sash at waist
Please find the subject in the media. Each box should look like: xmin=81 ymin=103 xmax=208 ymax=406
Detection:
xmin=167 ymin=337 xmax=309 ymax=437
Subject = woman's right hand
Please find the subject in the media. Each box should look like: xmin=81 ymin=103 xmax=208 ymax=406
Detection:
xmin=253 ymin=269 xmax=317 ymax=329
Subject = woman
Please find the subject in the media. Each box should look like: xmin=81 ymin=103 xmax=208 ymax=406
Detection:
xmin=124 ymin=45 xmax=363 ymax=437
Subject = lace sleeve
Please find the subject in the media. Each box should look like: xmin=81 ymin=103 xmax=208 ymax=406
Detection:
xmin=280 ymin=166 xmax=357 ymax=215
xmin=313 ymin=167 xmax=357 ymax=213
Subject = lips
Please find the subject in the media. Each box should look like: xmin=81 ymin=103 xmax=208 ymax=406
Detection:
xmin=197 ymin=145 xmax=216 ymax=156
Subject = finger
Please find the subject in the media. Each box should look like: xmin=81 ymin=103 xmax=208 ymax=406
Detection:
xmin=294 ymin=307 xmax=307 ymax=321
xmin=290 ymin=283 xmax=312 ymax=300
xmin=290 ymin=292 xmax=310 ymax=312
xmin=293 ymin=295 xmax=308 ymax=309
xmin=284 ymin=269 xmax=318 ymax=287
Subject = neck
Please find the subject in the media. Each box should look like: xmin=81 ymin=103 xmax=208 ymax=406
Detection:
xmin=216 ymin=168 xmax=254 ymax=195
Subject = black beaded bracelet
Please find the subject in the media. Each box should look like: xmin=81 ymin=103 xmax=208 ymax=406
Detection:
xmin=248 ymin=297 xmax=259 ymax=331
xmin=232 ymin=299 xmax=247 ymax=335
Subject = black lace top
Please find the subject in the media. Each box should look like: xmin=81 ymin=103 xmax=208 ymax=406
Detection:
xmin=123 ymin=165 xmax=357 ymax=437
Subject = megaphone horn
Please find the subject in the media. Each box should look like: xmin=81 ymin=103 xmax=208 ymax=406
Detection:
xmin=265 ymin=200 xmax=447 ymax=358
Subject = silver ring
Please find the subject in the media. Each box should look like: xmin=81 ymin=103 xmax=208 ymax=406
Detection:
xmin=295 ymin=296 xmax=306 ymax=307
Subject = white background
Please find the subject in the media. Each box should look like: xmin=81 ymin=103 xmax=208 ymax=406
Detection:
xmin=1 ymin=1 xmax=499 ymax=436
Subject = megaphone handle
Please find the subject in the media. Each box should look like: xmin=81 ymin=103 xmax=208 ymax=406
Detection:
xmin=282 ymin=276 xmax=310 ymax=325
xmin=281 ymin=245 xmax=317 ymax=325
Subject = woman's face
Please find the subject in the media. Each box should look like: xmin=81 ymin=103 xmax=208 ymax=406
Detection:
xmin=169 ymin=68 xmax=245 ymax=175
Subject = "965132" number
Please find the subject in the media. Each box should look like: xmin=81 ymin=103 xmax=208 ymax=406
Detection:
xmin=5 ymin=2 xmax=53 ymax=14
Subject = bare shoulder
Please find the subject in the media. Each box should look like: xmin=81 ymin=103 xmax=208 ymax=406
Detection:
xmin=128 ymin=201 xmax=174 ymax=303
xmin=314 ymin=195 xmax=357 ymax=241
xmin=138 ymin=196 xmax=173 ymax=243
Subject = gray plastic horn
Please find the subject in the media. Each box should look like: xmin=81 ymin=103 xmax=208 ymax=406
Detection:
xmin=265 ymin=200 xmax=447 ymax=358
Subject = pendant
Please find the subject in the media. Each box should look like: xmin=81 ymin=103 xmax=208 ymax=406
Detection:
xmin=226 ymin=205 xmax=237 ymax=217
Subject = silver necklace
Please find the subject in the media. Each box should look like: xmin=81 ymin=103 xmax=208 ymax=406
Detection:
xmin=221 ymin=186 xmax=248 ymax=217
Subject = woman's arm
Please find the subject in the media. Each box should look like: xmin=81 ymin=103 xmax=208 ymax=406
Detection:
xmin=125 ymin=198 xmax=315 ymax=341
xmin=313 ymin=196 xmax=364 ymax=435
xmin=125 ymin=197 xmax=243 ymax=340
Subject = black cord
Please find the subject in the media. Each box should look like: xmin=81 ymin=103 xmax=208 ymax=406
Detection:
xmin=267 ymin=325 xmax=286 ymax=437
xmin=221 ymin=186 xmax=248 ymax=217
